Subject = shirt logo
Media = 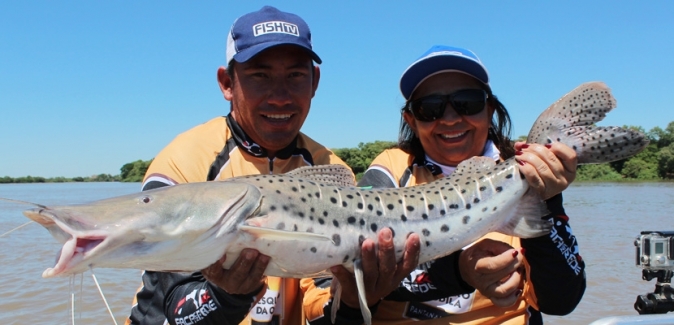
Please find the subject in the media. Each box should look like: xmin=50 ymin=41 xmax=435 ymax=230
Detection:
xmin=253 ymin=21 xmax=299 ymax=37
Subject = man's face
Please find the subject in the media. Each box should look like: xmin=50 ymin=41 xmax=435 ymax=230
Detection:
xmin=219 ymin=45 xmax=320 ymax=156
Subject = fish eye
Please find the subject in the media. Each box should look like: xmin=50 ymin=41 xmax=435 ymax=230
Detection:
xmin=140 ymin=196 xmax=152 ymax=204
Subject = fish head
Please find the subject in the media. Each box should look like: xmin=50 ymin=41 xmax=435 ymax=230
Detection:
xmin=23 ymin=181 xmax=262 ymax=277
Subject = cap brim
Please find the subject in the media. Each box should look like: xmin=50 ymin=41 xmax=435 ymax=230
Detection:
xmin=232 ymin=42 xmax=322 ymax=64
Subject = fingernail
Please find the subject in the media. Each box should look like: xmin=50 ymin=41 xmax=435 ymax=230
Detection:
xmin=544 ymin=144 xmax=552 ymax=149
xmin=521 ymin=144 xmax=530 ymax=149
xmin=512 ymin=250 xmax=519 ymax=258
xmin=515 ymin=151 xmax=523 ymax=156
xmin=521 ymin=247 xmax=526 ymax=255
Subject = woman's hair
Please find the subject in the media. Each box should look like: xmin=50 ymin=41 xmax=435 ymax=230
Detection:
xmin=398 ymin=91 xmax=516 ymax=160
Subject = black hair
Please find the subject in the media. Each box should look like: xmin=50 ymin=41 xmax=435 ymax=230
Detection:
xmin=398 ymin=91 xmax=516 ymax=161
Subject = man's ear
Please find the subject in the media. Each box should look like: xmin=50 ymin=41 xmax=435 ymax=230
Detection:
xmin=217 ymin=67 xmax=233 ymax=101
xmin=311 ymin=65 xmax=321 ymax=97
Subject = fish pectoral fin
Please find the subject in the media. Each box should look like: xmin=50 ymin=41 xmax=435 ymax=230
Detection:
xmin=238 ymin=225 xmax=333 ymax=242
xmin=497 ymin=189 xmax=552 ymax=238
xmin=330 ymin=277 xmax=342 ymax=324
xmin=353 ymin=259 xmax=373 ymax=325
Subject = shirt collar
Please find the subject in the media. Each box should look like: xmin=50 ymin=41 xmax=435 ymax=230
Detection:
xmin=226 ymin=113 xmax=299 ymax=159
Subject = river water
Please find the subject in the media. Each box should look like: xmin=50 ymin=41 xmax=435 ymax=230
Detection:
xmin=0 ymin=182 xmax=672 ymax=324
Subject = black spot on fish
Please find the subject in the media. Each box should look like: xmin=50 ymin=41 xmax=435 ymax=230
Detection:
xmin=506 ymin=174 xmax=513 ymax=179
xmin=332 ymin=234 xmax=341 ymax=246
xmin=422 ymin=213 xmax=428 ymax=220
xmin=463 ymin=216 xmax=470 ymax=224
xmin=473 ymin=198 xmax=480 ymax=204
xmin=283 ymin=205 xmax=289 ymax=211
xmin=342 ymin=201 xmax=348 ymax=207
xmin=440 ymin=210 xmax=446 ymax=215
xmin=347 ymin=194 xmax=354 ymax=199
xmin=315 ymin=192 xmax=321 ymax=198
xmin=428 ymin=204 xmax=435 ymax=210
xmin=358 ymin=202 xmax=364 ymax=209
xmin=368 ymin=204 xmax=374 ymax=211
xmin=371 ymin=223 xmax=378 ymax=232
xmin=323 ymin=211 xmax=329 ymax=217
xmin=401 ymin=215 xmax=407 ymax=222
xmin=278 ymin=179 xmax=284 ymax=182
xmin=422 ymin=229 xmax=430 ymax=236
xmin=358 ymin=235 xmax=365 ymax=246
xmin=333 ymin=220 xmax=339 ymax=228
xmin=449 ymin=204 xmax=458 ymax=209
xmin=387 ymin=204 xmax=394 ymax=210
xmin=375 ymin=197 xmax=380 ymax=202
xmin=270 ymin=205 xmax=277 ymax=211
xmin=310 ymin=247 xmax=317 ymax=253
xmin=425 ymin=241 xmax=431 ymax=247
xmin=407 ymin=206 xmax=415 ymax=212
xmin=376 ymin=211 xmax=383 ymax=216
xmin=441 ymin=225 xmax=449 ymax=232
xmin=276 ymin=190 xmax=281 ymax=194
xmin=276 ymin=223 xmax=285 ymax=230
xmin=293 ymin=224 xmax=298 ymax=231
xmin=330 ymin=197 xmax=337 ymax=204
xmin=479 ymin=186 xmax=486 ymax=191
xmin=298 ymin=212 xmax=305 ymax=218
xmin=269 ymin=179 xmax=274 ymax=183
xmin=347 ymin=216 xmax=356 ymax=224
xmin=292 ymin=187 xmax=298 ymax=192
xmin=318 ymin=218 xmax=325 ymax=225
xmin=466 ymin=203 xmax=471 ymax=210
xmin=301 ymin=197 xmax=307 ymax=202
xmin=496 ymin=186 xmax=503 ymax=192
xmin=343 ymin=255 xmax=350 ymax=263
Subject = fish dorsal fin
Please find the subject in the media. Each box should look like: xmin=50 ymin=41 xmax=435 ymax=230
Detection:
xmin=526 ymin=82 xmax=649 ymax=164
xmin=447 ymin=157 xmax=497 ymax=185
xmin=285 ymin=164 xmax=355 ymax=187
xmin=239 ymin=225 xmax=334 ymax=242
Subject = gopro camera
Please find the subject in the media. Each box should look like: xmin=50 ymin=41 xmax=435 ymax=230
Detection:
xmin=636 ymin=231 xmax=674 ymax=270
xmin=634 ymin=231 xmax=674 ymax=314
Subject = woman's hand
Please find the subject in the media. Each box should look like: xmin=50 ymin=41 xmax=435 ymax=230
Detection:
xmin=514 ymin=142 xmax=577 ymax=199
xmin=459 ymin=239 xmax=525 ymax=307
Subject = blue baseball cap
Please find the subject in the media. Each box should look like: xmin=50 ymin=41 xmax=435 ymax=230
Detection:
xmin=226 ymin=6 xmax=321 ymax=64
xmin=399 ymin=45 xmax=489 ymax=100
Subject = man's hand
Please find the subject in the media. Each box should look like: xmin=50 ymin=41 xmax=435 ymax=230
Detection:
xmin=201 ymin=248 xmax=270 ymax=295
xmin=515 ymin=142 xmax=577 ymax=200
xmin=459 ymin=239 xmax=524 ymax=307
xmin=330 ymin=228 xmax=421 ymax=309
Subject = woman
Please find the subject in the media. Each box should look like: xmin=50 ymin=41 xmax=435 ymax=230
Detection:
xmin=302 ymin=45 xmax=585 ymax=325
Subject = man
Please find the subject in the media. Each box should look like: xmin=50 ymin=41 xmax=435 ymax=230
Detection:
xmin=126 ymin=6 xmax=420 ymax=325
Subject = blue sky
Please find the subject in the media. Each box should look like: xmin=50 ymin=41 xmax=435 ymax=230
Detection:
xmin=1 ymin=1 xmax=673 ymax=178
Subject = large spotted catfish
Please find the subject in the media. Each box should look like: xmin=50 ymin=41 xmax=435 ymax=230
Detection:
xmin=20 ymin=82 xmax=647 ymax=324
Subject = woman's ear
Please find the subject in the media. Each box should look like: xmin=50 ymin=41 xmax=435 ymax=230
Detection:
xmin=402 ymin=110 xmax=418 ymax=135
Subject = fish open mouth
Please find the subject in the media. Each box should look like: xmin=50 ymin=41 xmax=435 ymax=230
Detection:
xmin=46 ymin=235 xmax=106 ymax=277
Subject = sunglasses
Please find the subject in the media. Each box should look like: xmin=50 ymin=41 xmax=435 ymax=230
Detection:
xmin=406 ymin=89 xmax=489 ymax=122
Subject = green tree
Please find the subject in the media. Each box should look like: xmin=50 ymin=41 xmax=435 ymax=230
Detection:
xmin=120 ymin=159 xmax=152 ymax=182
xmin=657 ymin=143 xmax=674 ymax=179
xmin=333 ymin=141 xmax=396 ymax=179
xmin=576 ymin=164 xmax=622 ymax=181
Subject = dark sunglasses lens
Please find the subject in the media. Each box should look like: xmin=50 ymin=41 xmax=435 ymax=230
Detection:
xmin=412 ymin=97 xmax=445 ymax=121
xmin=451 ymin=90 xmax=487 ymax=115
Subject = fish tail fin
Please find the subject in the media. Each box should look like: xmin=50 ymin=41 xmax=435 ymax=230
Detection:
xmin=496 ymin=189 xmax=551 ymax=238
xmin=526 ymin=82 xmax=649 ymax=164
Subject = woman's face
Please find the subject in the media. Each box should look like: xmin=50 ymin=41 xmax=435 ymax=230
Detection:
xmin=403 ymin=72 xmax=494 ymax=167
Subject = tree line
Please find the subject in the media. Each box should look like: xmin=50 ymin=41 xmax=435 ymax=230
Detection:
xmin=3 ymin=122 xmax=674 ymax=183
